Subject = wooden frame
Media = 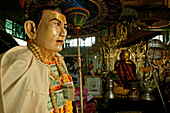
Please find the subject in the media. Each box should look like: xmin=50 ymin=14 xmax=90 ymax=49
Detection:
xmin=85 ymin=76 xmax=102 ymax=98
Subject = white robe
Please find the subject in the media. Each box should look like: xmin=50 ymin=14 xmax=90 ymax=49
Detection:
xmin=0 ymin=46 xmax=53 ymax=113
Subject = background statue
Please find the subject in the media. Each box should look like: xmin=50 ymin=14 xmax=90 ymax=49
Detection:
xmin=114 ymin=49 xmax=137 ymax=88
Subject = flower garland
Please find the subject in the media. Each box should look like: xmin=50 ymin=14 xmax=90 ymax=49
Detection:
xmin=28 ymin=41 xmax=66 ymax=113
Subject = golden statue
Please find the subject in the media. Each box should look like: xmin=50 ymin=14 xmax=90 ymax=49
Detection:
xmin=114 ymin=50 xmax=137 ymax=88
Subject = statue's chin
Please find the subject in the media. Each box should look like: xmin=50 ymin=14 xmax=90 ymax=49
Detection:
xmin=55 ymin=46 xmax=62 ymax=53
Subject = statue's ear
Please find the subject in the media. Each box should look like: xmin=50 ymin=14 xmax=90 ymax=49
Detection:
xmin=24 ymin=20 xmax=36 ymax=40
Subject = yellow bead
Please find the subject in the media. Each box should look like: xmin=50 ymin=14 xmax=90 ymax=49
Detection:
xmin=34 ymin=46 xmax=38 ymax=50
xmin=51 ymin=95 xmax=55 ymax=100
xmin=33 ymin=51 xmax=36 ymax=54
xmin=49 ymin=90 xmax=53 ymax=93
xmin=33 ymin=44 xmax=36 ymax=47
xmin=50 ymin=93 xmax=54 ymax=97
xmin=52 ymin=99 xmax=55 ymax=103
xmin=53 ymin=105 xmax=58 ymax=110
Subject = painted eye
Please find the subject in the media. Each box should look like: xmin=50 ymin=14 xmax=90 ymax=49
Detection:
xmin=54 ymin=22 xmax=60 ymax=26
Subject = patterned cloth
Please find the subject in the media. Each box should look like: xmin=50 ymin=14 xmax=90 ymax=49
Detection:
xmin=47 ymin=63 xmax=73 ymax=113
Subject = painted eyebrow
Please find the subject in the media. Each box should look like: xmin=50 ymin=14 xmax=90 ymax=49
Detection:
xmin=50 ymin=18 xmax=61 ymax=24
xmin=50 ymin=18 xmax=67 ymax=26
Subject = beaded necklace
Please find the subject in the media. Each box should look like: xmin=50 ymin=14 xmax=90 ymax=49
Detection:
xmin=28 ymin=42 xmax=66 ymax=113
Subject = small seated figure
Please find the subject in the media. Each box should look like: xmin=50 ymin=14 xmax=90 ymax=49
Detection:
xmin=114 ymin=50 xmax=137 ymax=89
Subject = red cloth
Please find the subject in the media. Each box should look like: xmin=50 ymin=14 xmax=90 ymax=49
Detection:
xmin=115 ymin=60 xmax=136 ymax=88
xmin=19 ymin=0 xmax=25 ymax=8
xmin=89 ymin=63 xmax=95 ymax=76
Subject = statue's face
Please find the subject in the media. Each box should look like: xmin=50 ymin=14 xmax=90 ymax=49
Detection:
xmin=121 ymin=51 xmax=130 ymax=61
xmin=124 ymin=52 xmax=130 ymax=61
xmin=36 ymin=10 xmax=67 ymax=53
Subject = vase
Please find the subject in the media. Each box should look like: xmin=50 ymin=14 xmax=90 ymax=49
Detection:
xmin=105 ymin=78 xmax=115 ymax=99
xmin=128 ymin=80 xmax=140 ymax=99
xmin=141 ymin=88 xmax=156 ymax=101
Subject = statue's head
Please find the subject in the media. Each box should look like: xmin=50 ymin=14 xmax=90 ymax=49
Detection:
xmin=120 ymin=50 xmax=130 ymax=61
xmin=24 ymin=8 xmax=67 ymax=53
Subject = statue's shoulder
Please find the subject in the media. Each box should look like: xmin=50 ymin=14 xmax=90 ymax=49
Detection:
xmin=0 ymin=46 xmax=32 ymax=65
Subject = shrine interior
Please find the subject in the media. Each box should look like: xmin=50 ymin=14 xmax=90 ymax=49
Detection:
xmin=0 ymin=0 xmax=170 ymax=113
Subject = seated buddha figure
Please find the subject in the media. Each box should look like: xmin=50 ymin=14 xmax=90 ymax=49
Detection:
xmin=114 ymin=50 xmax=137 ymax=88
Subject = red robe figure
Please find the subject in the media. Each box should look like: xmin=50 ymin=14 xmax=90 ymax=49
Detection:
xmin=114 ymin=50 xmax=137 ymax=88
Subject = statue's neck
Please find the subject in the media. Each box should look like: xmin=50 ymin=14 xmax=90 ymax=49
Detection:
xmin=39 ymin=48 xmax=56 ymax=63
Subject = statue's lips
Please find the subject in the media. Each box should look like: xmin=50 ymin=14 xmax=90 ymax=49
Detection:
xmin=56 ymin=40 xmax=63 ymax=42
xmin=56 ymin=40 xmax=64 ymax=46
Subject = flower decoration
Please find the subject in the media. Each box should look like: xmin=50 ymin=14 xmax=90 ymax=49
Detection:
xmin=140 ymin=79 xmax=157 ymax=88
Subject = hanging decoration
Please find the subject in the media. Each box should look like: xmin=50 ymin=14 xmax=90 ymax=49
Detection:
xmin=65 ymin=7 xmax=90 ymax=29
xmin=134 ymin=10 xmax=170 ymax=29
xmin=135 ymin=18 xmax=170 ymax=29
